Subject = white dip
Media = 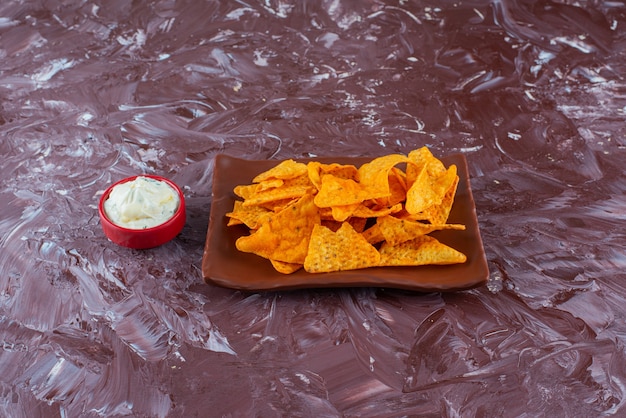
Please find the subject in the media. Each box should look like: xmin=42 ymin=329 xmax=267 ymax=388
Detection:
xmin=104 ymin=176 xmax=180 ymax=229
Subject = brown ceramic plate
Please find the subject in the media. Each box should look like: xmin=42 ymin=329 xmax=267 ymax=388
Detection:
xmin=202 ymin=153 xmax=488 ymax=292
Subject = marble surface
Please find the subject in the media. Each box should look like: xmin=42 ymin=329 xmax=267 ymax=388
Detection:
xmin=1 ymin=0 xmax=625 ymax=416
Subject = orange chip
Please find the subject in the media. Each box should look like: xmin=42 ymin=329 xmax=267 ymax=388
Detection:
xmin=304 ymin=223 xmax=381 ymax=273
xmin=226 ymin=200 xmax=271 ymax=229
xmin=307 ymin=162 xmax=324 ymax=190
xmin=432 ymin=164 xmax=458 ymax=200
xmin=414 ymin=175 xmax=459 ymax=224
xmin=236 ymin=193 xmax=320 ymax=264
xmin=259 ymin=198 xmax=297 ymax=212
xmin=352 ymin=202 xmax=403 ymax=218
xmin=387 ymin=168 xmax=408 ymax=206
xmin=361 ymin=224 xmax=385 ymax=245
xmin=406 ymin=147 xmax=445 ymax=187
xmin=307 ymin=161 xmax=359 ymax=191
xmin=233 ymin=183 xmax=260 ymax=200
xmin=376 ymin=215 xmax=465 ymax=246
xmin=313 ymin=175 xmax=368 ymax=208
xmin=405 ymin=146 xmax=458 ymax=215
xmin=253 ymin=159 xmax=308 ymax=182
xmin=241 ymin=174 xmax=314 ymax=208
xmin=358 ymin=154 xmax=408 ymax=200
xmin=330 ymin=202 xmax=361 ymax=222
xmin=283 ymin=173 xmax=315 ymax=188
xmin=388 ymin=207 xmax=421 ymax=222
xmin=374 ymin=176 xmax=404 ymax=207
xmin=242 ymin=185 xmax=312 ymax=207
xmin=391 ymin=166 xmax=407 ymax=186
xmin=405 ymin=161 xmax=441 ymax=214
xmin=270 ymin=259 xmax=303 ymax=274
xmin=407 ymin=163 xmax=458 ymax=215
xmin=378 ymin=235 xmax=467 ymax=266
xmin=226 ymin=200 xmax=246 ymax=226
xmin=256 ymin=178 xmax=284 ymax=191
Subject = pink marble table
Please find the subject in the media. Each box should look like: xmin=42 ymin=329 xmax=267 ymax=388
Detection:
xmin=1 ymin=0 xmax=625 ymax=416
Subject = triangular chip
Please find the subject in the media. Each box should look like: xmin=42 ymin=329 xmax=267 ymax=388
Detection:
xmin=241 ymin=185 xmax=312 ymax=207
xmin=226 ymin=200 xmax=271 ymax=229
xmin=314 ymin=175 xmax=368 ymax=208
xmin=233 ymin=183 xmax=261 ymax=200
xmin=256 ymin=179 xmax=284 ymax=191
xmin=270 ymin=259 xmax=303 ymax=274
xmin=331 ymin=202 xmax=361 ymax=222
xmin=307 ymin=161 xmax=359 ymax=191
xmin=259 ymin=198 xmax=297 ymax=212
xmin=405 ymin=160 xmax=441 ymax=214
xmin=358 ymin=154 xmax=408 ymax=200
xmin=304 ymin=223 xmax=381 ymax=273
xmin=352 ymin=202 xmax=402 ymax=218
xmin=282 ymin=173 xmax=315 ymax=188
xmin=378 ymin=235 xmax=467 ymax=266
xmin=361 ymin=224 xmax=385 ymax=245
xmin=376 ymin=215 xmax=465 ymax=245
xmin=406 ymin=147 xmax=445 ymax=187
xmin=433 ymin=165 xmax=457 ymax=198
xmin=242 ymin=174 xmax=314 ymax=208
xmin=253 ymin=159 xmax=308 ymax=182
xmin=387 ymin=167 xmax=407 ymax=206
xmin=413 ymin=175 xmax=459 ymax=224
xmin=236 ymin=193 xmax=320 ymax=264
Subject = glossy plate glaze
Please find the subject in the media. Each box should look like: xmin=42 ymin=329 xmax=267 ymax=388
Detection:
xmin=203 ymin=153 xmax=488 ymax=291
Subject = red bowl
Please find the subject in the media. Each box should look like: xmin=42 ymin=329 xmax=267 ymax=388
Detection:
xmin=98 ymin=175 xmax=186 ymax=249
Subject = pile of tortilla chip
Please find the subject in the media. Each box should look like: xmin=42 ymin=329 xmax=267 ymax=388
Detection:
xmin=226 ymin=147 xmax=467 ymax=274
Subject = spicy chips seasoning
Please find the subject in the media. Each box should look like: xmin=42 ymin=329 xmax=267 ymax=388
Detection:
xmin=226 ymin=147 xmax=467 ymax=274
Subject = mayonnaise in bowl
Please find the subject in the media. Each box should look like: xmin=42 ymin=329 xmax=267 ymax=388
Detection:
xmin=103 ymin=176 xmax=180 ymax=229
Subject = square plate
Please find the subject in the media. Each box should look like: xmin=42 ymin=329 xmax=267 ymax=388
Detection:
xmin=202 ymin=153 xmax=488 ymax=292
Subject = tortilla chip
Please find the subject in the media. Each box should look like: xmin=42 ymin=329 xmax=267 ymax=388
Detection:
xmin=307 ymin=162 xmax=359 ymax=191
xmin=331 ymin=202 xmax=361 ymax=222
xmin=233 ymin=183 xmax=260 ymax=200
xmin=376 ymin=215 xmax=465 ymax=246
xmin=253 ymin=159 xmax=308 ymax=182
xmin=352 ymin=202 xmax=403 ymax=218
xmin=258 ymin=198 xmax=297 ymax=212
xmin=379 ymin=235 xmax=467 ymax=266
xmin=314 ymin=175 xmax=368 ymax=208
xmin=414 ymin=175 xmax=460 ymax=224
xmin=361 ymin=224 xmax=385 ymax=245
xmin=256 ymin=178 xmax=284 ymax=191
xmin=242 ymin=174 xmax=315 ymax=207
xmin=358 ymin=154 xmax=408 ymax=200
xmin=405 ymin=161 xmax=441 ymax=214
xmin=236 ymin=193 xmax=320 ymax=264
xmin=405 ymin=150 xmax=458 ymax=215
xmin=270 ymin=259 xmax=303 ymax=274
xmin=304 ymin=223 xmax=381 ymax=273
xmin=226 ymin=200 xmax=271 ymax=229
xmin=406 ymin=147 xmax=445 ymax=186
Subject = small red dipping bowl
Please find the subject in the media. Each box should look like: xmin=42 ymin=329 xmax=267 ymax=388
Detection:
xmin=98 ymin=175 xmax=186 ymax=249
